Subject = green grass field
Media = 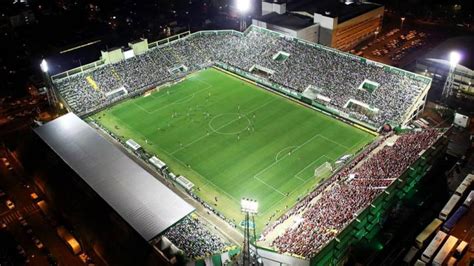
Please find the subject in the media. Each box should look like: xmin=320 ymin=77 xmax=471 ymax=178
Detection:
xmin=91 ymin=68 xmax=375 ymax=232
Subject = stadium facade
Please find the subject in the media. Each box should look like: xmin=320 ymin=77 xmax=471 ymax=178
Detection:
xmin=37 ymin=26 xmax=449 ymax=265
xmin=253 ymin=0 xmax=384 ymax=51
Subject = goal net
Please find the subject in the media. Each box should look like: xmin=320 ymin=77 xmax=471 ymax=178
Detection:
xmin=314 ymin=162 xmax=333 ymax=178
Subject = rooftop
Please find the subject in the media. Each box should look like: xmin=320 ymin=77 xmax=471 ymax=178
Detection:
xmin=257 ymin=12 xmax=314 ymax=30
xmin=263 ymin=0 xmax=287 ymax=3
xmin=34 ymin=113 xmax=195 ymax=241
xmin=288 ymin=0 xmax=381 ymax=23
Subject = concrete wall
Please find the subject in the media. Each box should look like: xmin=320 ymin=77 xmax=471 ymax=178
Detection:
xmin=100 ymin=48 xmax=125 ymax=64
xmin=296 ymin=24 xmax=320 ymax=44
xmin=252 ymin=19 xmax=297 ymax=38
xmin=252 ymin=19 xmax=320 ymax=43
xmin=262 ymin=1 xmax=286 ymax=15
xmin=129 ymin=39 xmax=149 ymax=56
xmin=313 ymin=14 xmax=336 ymax=47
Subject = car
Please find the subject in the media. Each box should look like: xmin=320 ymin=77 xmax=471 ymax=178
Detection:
xmin=18 ymin=216 xmax=28 ymax=227
xmin=25 ymin=227 xmax=33 ymax=235
xmin=5 ymin=200 xmax=14 ymax=209
xmin=32 ymin=237 xmax=44 ymax=249
xmin=21 ymin=181 xmax=30 ymax=189
xmin=30 ymin=193 xmax=39 ymax=201
xmin=79 ymin=253 xmax=93 ymax=264
xmin=16 ymin=245 xmax=26 ymax=257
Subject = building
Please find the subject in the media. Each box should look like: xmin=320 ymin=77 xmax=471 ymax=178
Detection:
xmin=252 ymin=0 xmax=384 ymax=50
xmin=23 ymin=113 xmax=194 ymax=265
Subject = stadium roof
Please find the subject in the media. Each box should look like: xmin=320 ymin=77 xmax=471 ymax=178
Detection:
xmin=34 ymin=113 xmax=194 ymax=241
xmin=257 ymin=12 xmax=314 ymax=30
xmin=288 ymin=0 xmax=381 ymax=23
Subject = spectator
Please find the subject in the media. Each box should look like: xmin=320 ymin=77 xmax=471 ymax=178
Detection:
xmin=54 ymin=27 xmax=426 ymax=127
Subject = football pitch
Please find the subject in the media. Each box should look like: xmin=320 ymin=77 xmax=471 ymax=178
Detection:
xmin=91 ymin=68 xmax=375 ymax=232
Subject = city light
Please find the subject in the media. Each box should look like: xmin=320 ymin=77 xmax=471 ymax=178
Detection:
xmin=241 ymin=198 xmax=258 ymax=214
xmin=449 ymin=51 xmax=461 ymax=67
xmin=40 ymin=59 xmax=49 ymax=73
xmin=236 ymin=0 xmax=251 ymax=13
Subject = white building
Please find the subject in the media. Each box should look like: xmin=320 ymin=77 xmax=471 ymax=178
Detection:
xmin=252 ymin=0 xmax=384 ymax=51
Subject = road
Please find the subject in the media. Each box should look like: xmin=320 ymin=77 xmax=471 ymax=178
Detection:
xmin=0 ymin=149 xmax=86 ymax=266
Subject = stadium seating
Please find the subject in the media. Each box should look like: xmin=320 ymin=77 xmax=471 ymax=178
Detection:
xmin=266 ymin=129 xmax=441 ymax=257
xmin=54 ymin=27 xmax=427 ymax=127
xmin=163 ymin=217 xmax=228 ymax=259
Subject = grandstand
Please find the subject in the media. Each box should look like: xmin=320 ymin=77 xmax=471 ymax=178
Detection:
xmin=45 ymin=26 xmax=449 ymax=264
xmin=52 ymin=26 xmax=431 ymax=129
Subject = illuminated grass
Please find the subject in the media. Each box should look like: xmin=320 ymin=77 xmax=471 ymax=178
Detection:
xmin=92 ymin=68 xmax=374 ymax=233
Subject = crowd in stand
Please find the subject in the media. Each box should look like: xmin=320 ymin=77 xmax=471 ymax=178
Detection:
xmin=164 ymin=217 xmax=228 ymax=259
xmin=54 ymin=27 xmax=426 ymax=126
xmin=57 ymin=28 xmax=442 ymax=259
xmin=266 ymin=129 xmax=440 ymax=258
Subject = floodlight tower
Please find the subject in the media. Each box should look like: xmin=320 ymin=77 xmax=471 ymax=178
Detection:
xmin=241 ymin=198 xmax=258 ymax=266
xmin=237 ymin=0 xmax=250 ymax=32
xmin=40 ymin=59 xmax=59 ymax=107
xmin=442 ymin=51 xmax=461 ymax=101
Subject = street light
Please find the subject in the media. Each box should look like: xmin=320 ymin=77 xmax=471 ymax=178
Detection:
xmin=400 ymin=17 xmax=406 ymax=31
xmin=236 ymin=0 xmax=251 ymax=31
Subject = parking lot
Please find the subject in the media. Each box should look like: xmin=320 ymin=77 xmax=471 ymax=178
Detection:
xmin=348 ymin=12 xmax=461 ymax=69
xmin=350 ymin=27 xmax=430 ymax=67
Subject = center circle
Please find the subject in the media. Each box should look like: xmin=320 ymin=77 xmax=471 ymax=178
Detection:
xmin=209 ymin=113 xmax=251 ymax=135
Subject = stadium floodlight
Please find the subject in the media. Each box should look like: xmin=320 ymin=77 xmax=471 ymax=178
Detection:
xmin=236 ymin=0 xmax=251 ymax=13
xmin=442 ymin=51 xmax=462 ymax=100
xmin=449 ymin=51 xmax=461 ymax=67
xmin=241 ymin=198 xmax=258 ymax=214
xmin=40 ymin=59 xmax=49 ymax=73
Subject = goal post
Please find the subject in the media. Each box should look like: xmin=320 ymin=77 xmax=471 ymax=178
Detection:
xmin=314 ymin=162 xmax=333 ymax=178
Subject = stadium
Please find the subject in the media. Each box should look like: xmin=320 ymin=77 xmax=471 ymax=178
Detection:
xmin=43 ymin=26 xmax=449 ymax=265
